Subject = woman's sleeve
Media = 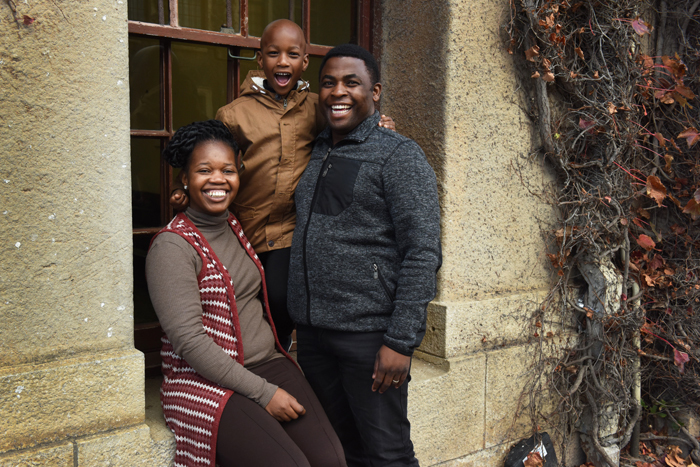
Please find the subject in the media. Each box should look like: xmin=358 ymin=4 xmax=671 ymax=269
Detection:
xmin=145 ymin=233 xmax=278 ymax=408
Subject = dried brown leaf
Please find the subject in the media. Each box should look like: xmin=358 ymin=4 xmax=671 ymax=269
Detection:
xmin=646 ymin=175 xmax=667 ymax=207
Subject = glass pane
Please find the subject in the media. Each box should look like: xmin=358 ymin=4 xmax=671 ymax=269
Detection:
xmin=131 ymin=137 xmax=162 ymax=228
xmin=133 ymin=234 xmax=158 ymax=325
xmin=311 ymin=0 xmax=353 ymax=46
xmin=128 ymin=0 xmax=169 ymax=24
xmin=248 ymin=0 xmax=294 ymax=37
xmin=171 ymin=42 xmax=228 ymax=130
xmin=179 ymin=0 xmax=238 ymax=32
xmin=306 ymin=55 xmax=323 ymax=94
xmin=129 ymin=37 xmax=162 ymax=130
xmin=239 ymin=51 xmax=260 ymax=86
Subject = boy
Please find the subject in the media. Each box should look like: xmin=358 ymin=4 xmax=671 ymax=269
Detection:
xmin=171 ymin=19 xmax=393 ymax=347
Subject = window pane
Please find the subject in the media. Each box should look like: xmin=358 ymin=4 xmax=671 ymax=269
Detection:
xmin=171 ymin=42 xmax=228 ymax=130
xmin=311 ymin=0 xmax=353 ymax=46
xmin=239 ymin=51 xmax=259 ymax=86
xmin=128 ymin=0 xmax=169 ymax=24
xmin=306 ymin=55 xmax=323 ymax=93
xmin=131 ymin=137 xmax=162 ymax=228
xmin=179 ymin=0 xmax=239 ymax=32
xmin=133 ymin=234 xmax=158 ymax=325
xmin=248 ymin=0 xmax=297 ymax=37
xmin=129 ymin=37 xmax=162 ymax=130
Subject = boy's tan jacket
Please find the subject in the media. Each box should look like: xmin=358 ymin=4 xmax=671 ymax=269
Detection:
xmin=215 ymin=70 xmax=326 ymax=253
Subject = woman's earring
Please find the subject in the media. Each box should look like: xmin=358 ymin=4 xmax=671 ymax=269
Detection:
xmin=184 ymin=185 xmax=188 ymax=191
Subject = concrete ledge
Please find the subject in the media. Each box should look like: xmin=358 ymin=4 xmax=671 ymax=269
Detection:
xmin=0 ymin=441 xmax=73 ymax=467
xmin=433 ymin=442 xmax=511 ymax=467
xmin=0 ymin=348 xmax=144 ymax=452
xmin=77 ymin=423 xmax=174 ymax=467
xmin=420 ymin=291 xmax=551 ymax=359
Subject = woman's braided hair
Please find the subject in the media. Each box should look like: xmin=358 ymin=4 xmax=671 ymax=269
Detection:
xmin=162 ymin=120 xmax=239 ymax=169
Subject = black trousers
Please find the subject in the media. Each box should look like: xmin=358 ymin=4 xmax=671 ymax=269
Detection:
xmin=216 ymin=357 xmax=346 ymax=467
xmin=258 ymin=247 xmax=295 ymax=341
xmin=296 ymin=326 xmax=419 ymax=467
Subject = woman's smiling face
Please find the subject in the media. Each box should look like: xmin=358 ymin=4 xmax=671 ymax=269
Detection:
xmin=182 ymin=140 xmax=239 ymax=216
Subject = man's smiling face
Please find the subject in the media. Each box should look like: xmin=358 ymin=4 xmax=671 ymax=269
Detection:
xmin=319 ymin=56 xmax=382 ymax=146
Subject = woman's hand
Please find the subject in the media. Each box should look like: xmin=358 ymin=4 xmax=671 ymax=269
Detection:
xmin=265 ymin=388 xmax=306 ymax=422
xmin=170 ymin=188 xmax=189 ymax=212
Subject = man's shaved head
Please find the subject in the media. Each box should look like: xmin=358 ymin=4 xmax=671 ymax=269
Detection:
xmin=260 ymin=19 xmax=306 ymax=51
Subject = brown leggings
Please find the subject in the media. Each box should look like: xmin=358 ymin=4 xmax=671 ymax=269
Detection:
xmin=216 ymin=357 xmax=347 ymax=467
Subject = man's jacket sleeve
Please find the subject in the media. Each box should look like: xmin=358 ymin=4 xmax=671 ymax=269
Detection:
xmin=381 ymin=140 xmax=442 ymax=356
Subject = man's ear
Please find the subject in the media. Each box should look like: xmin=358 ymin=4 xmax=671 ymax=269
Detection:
xmin=372 ymin=82 xmax=382 ymax=103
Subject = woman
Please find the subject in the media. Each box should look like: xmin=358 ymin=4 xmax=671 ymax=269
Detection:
xmin=146 ymin=120 xmax=346 ymax=467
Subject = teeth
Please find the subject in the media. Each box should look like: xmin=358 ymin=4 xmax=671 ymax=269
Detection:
xmin=331 ymin=105 xmax=351 ymax=115
xmin=206 ymin=190 xmax=227 ymax=199
xmin=332 ymin=105 xmax=351 ymax=110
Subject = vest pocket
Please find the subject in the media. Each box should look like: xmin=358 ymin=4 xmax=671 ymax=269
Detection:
xmin=231 ymin=202 xmax=257 ymax=220
xmin=312 ymin=158 xmax=362 ymax=216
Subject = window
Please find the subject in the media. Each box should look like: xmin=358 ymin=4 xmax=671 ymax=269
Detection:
xmin=129 ymin=0 xmax=378 ymax=370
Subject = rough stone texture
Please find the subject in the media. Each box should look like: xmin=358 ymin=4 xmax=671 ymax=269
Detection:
xmin=381 ymin=0 xmax=554 ymax=304
xmin=0 ymin=349 xmax=144 ymax=452
xmin=410 ymin=356 xmax=486 ymax=465
xmin=0 ymin=442 xmax=73 ymax=467
xmin=0 ymin=0 xmax=133 ymax=368
xmin=432 ymin=442 xmax=511 ymax=467
xmin=420 ymin=292 xmax=551 ymax=358
xmin=77 ymin=424 xmax=174 ymax=467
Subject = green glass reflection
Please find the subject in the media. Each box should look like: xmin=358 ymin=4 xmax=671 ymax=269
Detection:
xmin=306 ymin=55 xmax=323 ymax=93
xmin=133 ymin=234 xmax=158 ymax=325
xmin=171 ymin=42 xmax=228 ymax=130
xmin=128 ymin=0 xmax=169 ymax=24
xmin=179 ymin=0 xmax=239 ymax=32
xmin=129 ymin=37 xmax=162 ymax=130
xmin=311 ymin=0 xmax=352 ymax=46
xmin=248 ymin=0 xmax=301 ymax=37
xmin=239 ymin=52 xmax=260 ymax=86
xmin=131 ymin=137 xmax=162 ymax=229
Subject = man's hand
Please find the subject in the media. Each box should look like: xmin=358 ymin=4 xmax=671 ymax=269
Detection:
xmin=265 ymin=388 xmax=306 ymax=422
xmin=372 ymin=345 xmax=410 ymax=394
xmin=169 ymin=188 xmax=189 ymax=212
xmin=378 ymin=114 xmax=396 ymax=132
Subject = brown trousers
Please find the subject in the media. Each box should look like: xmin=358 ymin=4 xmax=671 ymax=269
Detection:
xmin=216 ymin=357 xmax=347 ymax=467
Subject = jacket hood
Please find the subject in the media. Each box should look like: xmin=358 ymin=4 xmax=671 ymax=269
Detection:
xmin=240 ymin=69 xmax=311 ymax=100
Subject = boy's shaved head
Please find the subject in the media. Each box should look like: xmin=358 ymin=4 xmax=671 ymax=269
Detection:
xmin=260 ymin=19 xmax=306 ymax=51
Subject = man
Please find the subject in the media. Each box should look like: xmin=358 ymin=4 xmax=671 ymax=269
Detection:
xmin=288 ymin=44 xmax=441 ymax=466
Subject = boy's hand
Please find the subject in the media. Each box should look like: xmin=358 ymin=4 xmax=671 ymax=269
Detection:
xmin=372 ymin=345 xmax=410 ymax=394
xmin=379 ymin=114 xmax=396 ymax=132
xmin=170 ymin=188 xmax=189 ymax=212
xmin=265 ymin=388 xmax=306 ymax=422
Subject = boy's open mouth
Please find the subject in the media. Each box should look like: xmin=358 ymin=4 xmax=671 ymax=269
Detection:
xmin=330 ymin=104 xmax=352 ymax=116
xmin=274 ymin=72 xmax=292 ymax=87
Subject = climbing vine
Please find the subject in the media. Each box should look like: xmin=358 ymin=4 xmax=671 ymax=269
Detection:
xmin=507 ymin=0 xmax=700 ymax=465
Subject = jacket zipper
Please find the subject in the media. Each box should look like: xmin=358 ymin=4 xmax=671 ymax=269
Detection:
xmin=283 ymin=98 xmax=288 ymax=110
xmin=373 ymin=263 xmax=394 ymax=302
xmin=302 ymin=146 xmax=333 ymax=325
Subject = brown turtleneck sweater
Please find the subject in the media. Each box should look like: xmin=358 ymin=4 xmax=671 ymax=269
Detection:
xmin=146 ymin=208 xmax=281 ymax=408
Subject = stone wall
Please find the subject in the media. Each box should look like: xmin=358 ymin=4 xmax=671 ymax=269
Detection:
xmin=380 ymin=0 xmax=557 ymax=464
xmin=0 ymin=1 xmax=156 ymax=463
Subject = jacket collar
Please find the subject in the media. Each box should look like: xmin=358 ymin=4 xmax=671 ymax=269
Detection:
xmin=318 ymin=111 xmax=381 ymax=146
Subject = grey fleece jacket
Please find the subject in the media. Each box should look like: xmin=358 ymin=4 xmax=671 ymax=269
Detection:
xmin=288 ymin=111 xmax=441 ymax=356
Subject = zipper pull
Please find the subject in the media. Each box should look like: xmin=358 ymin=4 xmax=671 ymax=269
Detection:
xmin=373 ymin=263 xmax=379 ymax=279
xmin=322 ymin=163 xmax=332 ymax=177
xmin=284 ymin=98 xmax=288 ymax=109
xmin=322 ymin=147 xmax=331 ymax=162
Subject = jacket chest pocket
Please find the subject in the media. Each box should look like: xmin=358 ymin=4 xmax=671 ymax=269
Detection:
xmin=312 ymin=158 xmax=363 ymax=216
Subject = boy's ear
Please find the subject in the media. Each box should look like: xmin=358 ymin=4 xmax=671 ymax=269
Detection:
xmin=302 ymin=53 xmax=309 ymax=72
xmin=256 ymin=50 xmax=263 ymax=70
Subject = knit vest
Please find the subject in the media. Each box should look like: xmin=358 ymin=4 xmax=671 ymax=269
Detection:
xmin=151 ymin=212 xmax=293 ymax=467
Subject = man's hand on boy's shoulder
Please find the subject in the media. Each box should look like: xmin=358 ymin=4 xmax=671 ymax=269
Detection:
xmin=170 ymin=188 xmax=189 ymax=212
xmin=378 ymin=114 xmax=396 ymax=132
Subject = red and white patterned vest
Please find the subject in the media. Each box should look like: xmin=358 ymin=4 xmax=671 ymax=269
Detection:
xmin=150 ymin=212 xmax=293 ymax=467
